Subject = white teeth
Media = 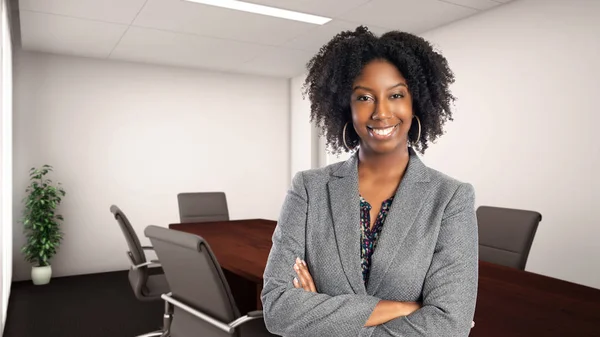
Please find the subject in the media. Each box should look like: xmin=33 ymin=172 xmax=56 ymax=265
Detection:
xmin=372 ymin=126 xmax=395 ymax=136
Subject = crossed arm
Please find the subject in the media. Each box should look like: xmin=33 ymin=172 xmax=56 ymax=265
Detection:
xmin=261 ymin=172 xmax=478 ymax=337
xmin=292 ymin=256 xmax=422 ymax=327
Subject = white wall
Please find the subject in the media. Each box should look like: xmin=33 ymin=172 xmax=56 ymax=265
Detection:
xmin=289 ymin=74 xmax=324 ymax=180
xmin=289 ymin=73 xmax=352 ymax=169
xmin=0 ymin=0 xmax=13 ymax=332
xmin=12 ymin=51 xmax=290 ymax=280
xmin=289 ymin=74 xmax=312 ymax=180
xmin=294 ymin=0 xmax=600 ymax=289
xmin=418 ymin=0 xmax=600 ymax=288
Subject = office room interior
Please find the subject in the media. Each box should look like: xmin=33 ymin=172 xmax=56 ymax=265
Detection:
xmin=0 ymin=0 xmax=599 ymax=336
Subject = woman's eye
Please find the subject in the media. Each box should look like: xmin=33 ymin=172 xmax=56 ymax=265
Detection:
xmin=391 ymin=93 xmax=405 ymax=99
xmin=357 ymin=95 xmax=372 ymax=102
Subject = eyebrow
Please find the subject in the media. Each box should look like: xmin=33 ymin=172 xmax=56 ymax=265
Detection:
xmin=352 ymin=83 xmax=408 ymax=92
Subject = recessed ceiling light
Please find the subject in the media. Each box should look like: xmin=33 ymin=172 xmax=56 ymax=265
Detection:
xmin=184 ymin=0 xmax=331 ymax=25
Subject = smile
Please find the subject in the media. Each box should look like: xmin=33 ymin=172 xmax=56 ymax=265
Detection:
xmin=367 ymin=124 xmax=398 ymax=139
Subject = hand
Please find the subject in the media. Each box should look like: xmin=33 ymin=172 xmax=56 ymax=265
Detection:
xmin=400 ymin=301 xmax=422 ymax=316
xmin=292 ymin=257 xmax=317 ymax=292
xmin=365 ymin=300 xmax=422 ymax=327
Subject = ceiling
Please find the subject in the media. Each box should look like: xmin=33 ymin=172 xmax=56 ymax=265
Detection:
xmin=16 ymin=0 xmax=513 ymax=78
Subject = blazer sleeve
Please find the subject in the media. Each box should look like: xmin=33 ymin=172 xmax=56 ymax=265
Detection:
xmin=261 ymin=171 xmax=381 ymax=337
xmin=362 ymin=183 xmax=479 ymax=337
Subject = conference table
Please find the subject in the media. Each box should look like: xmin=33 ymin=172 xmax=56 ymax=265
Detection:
xmin=169 ymin=219 xmax=600 ymax=337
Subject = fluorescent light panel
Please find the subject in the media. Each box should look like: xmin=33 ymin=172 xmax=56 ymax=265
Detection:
xmin=184 ymin=0 xmax=331 ymax=25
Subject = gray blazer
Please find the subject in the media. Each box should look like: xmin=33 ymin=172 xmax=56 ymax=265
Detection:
xmin=261 ymin=148 xmax=478 ymax=337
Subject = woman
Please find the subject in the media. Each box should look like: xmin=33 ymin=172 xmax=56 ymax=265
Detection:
xmin=261 ymin=26 xmax=478 ymax=337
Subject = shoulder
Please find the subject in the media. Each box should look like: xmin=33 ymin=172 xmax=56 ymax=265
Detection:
xmin=425 ymin=166 xmax=476 ymax=217
xmin=427 ymin=166 xmax=471 ymax=192
xmin=291 ymin=161 xmax=344 ymax=186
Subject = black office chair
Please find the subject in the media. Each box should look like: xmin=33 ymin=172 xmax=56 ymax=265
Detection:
xmin=145 ymin=225 xmax=276 ymax=337
xmin=476 ymin=206 xmax=542 ymax=270
xmin=110 ymin=205 xmax=171 ymax=337
xmin=177 ymin=192 xmax=229 ymax=223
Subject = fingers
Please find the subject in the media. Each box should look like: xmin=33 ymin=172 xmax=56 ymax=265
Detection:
xmin=293 ymin=257 xmax=316 ymax=292
xmin=296 ymin=258 xmax=312 ymax=292
xmin=293 ymin=259 xmax=309 ymax=291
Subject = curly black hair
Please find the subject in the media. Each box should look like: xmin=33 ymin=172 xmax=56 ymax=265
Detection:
xmin=303 ymin=26 xmax=456 ymax=154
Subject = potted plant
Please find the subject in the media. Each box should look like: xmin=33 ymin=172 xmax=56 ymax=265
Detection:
xmin=20 ymin=165 xmax=66 ymax=285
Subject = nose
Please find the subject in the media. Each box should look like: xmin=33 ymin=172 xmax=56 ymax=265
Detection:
xmin=372 ymin=99 xmax=393 ymax=120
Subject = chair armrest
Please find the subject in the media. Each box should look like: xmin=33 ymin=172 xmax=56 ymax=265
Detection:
xmin=132 ymin=261 xmax=161 ymax=270
xmin=161 ymin=294 xmax=234 ymax=333
xmin=229 ymin=311 xmax=263 ymax=329
xmin=126 ymin=251 xmax=161 ymax=269
xmin=247 ymin=310 xmax=263 ymax=318
xmin=141 ymin=246 xmax=154 ymax=251
xmin=160 ymin=294 xmax=264 ymax=333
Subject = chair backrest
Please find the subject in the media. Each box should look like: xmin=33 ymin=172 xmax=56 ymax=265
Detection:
xmin=110 ymin=205 xmax=148 ymax=299
xmin=177 ymin=192 xmax=229 ymax=223
xmin=145 ymin=225 xmax=241 ymax=337
xmin=476 ymin=206 xmax=542 ymax=270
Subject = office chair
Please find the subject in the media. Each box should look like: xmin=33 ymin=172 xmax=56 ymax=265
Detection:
xmin=177 ymin=192 xmax=229 ymax=223
xmin=110 ymin=205 xmax=171 ymax=337
xmin=145 ymin=225 xmax=276 ymax=337
xmin=476 ymin=205 xmax=542 ymax=270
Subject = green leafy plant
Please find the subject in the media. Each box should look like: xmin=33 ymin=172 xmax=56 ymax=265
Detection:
xmin=20 ymin=165 xmax=66 ymax=267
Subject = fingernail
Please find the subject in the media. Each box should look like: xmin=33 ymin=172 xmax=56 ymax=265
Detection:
xmin=301 ymin=260 xmax=306 ymax=266
xmin=293 ymin=277 xmax=298 ymax=284
xmin=293 ymin=264 xmax=299 ymax=270
xmin=296 ymin=257 xmax=301 ymax=264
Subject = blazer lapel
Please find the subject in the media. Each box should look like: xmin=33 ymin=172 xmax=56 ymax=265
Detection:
xmin=327 ymin=153 xmax=366 ymax=295
xmin=366 ymin=148 xmax=431 ymax=295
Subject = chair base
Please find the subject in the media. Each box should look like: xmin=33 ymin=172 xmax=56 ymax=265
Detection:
xmin=137 ymin=294 xmax=174 ymax=337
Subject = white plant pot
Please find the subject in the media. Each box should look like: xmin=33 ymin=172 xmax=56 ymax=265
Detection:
xmin=31 ymin=265 xmax=52 ymax=285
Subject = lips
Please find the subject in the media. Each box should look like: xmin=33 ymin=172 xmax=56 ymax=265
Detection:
xmin=367 ymin=124 xmax=399 ymax=139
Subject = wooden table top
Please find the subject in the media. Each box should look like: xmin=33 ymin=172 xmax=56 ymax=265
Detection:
xmin=170 ymin=219 xmax=276 ymax=284
xmin=169 ymin=219 xmax=600 ymax=337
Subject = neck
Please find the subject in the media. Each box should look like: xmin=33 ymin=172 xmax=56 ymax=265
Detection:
xmin=357 ymin=145 xmax=410 ymax=178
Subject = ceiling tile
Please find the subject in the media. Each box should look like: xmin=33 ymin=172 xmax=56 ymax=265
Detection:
xmin=17 ymin=0 xmax=513 ymax=78
xmin=110 ymin=27 xmax=271 ymax=72
xmin=20 ymin=11 xmax=128 ymax=58
xmin=133 ymin=0 xmax=316 ymax=46
xmin=19 ymin=0 xmax=147 ymax=25
xmin=283 ymin=20 xmax=390 ymax=52
xmin=235 ymin=47 xmax=315 ymax=78
xmin=338 ymin=0 xmax=477 ymax=34
xmin=440 ymin=0 xmax=501 ymax=10
xmin=243 ymin=0 xmax=370 ymax=18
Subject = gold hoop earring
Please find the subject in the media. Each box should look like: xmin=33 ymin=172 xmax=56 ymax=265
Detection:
xmin=342 ymin=122 xmax=353 ymax=151
xmin=412 ymin=115 xmax=422 ymax=145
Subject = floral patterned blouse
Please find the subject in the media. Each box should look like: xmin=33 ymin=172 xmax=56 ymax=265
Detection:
xmin=360 ymin=195 xmax=395 ymax=286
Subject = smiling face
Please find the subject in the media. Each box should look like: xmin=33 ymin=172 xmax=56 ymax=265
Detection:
xmin=350 ymin=59 xmax=413 ymax=155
